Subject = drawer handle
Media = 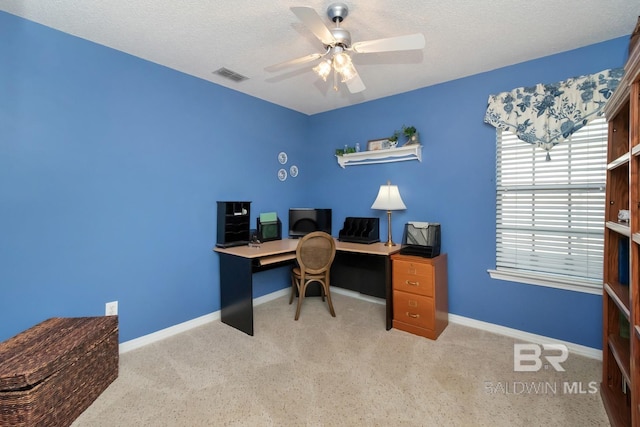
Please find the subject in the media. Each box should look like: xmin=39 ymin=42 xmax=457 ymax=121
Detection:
xmin=406 ymin=312 xmax=420 ymax=319
xmin=405 ymin=280 xmax=420 ymax=287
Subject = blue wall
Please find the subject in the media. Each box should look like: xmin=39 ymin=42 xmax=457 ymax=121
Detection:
xmin=307 ymin=38 xmax=629 ymax=349
xmin=0 ymin=12 xmax=309 ymax=342
xmin=0 ymin=11 xmax=630 ymax=348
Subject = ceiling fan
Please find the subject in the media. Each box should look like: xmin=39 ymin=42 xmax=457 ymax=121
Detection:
xmin=265 ymin=3 xmax=426 ymax=94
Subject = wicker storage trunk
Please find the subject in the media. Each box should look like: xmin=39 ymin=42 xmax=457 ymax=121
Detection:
xmin=0 ymin=316 xmax=118 ymax=427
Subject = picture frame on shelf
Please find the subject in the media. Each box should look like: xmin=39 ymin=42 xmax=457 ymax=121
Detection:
xmin=367 ymin=138 xmax=388 ymax=151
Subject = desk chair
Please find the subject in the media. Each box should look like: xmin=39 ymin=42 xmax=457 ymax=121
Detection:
xmin=290 ymin=231 xmax=337 ymax=320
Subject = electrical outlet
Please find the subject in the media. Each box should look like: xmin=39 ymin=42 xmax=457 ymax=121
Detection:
xmin=105 ymin=301 xmax=118 ymax=316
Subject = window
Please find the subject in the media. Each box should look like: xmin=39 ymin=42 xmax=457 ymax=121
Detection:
xmin=489 ymin=117 xmax=607 ymax=294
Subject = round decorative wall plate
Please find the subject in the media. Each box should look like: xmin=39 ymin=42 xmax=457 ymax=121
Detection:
xmin=290 ymin=165 xmax=298 ymax=177
xmin=278 ymin=152 xmax=288 ymax=164
xmin=278 ymin=168 xmax=287 ymax=181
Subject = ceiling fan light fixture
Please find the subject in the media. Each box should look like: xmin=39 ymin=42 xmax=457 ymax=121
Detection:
xmin=331 ymin=51 xmax=357 ymax=82
xmin=338 ymin=62 xmax=357 ymax=82
xmin=333 ymin=51 xmax=350 ymax=67
xmin=313 ymin=60 xmax=332 ymax=81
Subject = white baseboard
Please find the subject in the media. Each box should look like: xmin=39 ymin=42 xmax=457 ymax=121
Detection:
xmin=254 ymin=288 xmax=289 ymax=305
xmin=119 ymin=311 xmax=220 ymax=353
xmin=448 ymin=313 xmax=602 ymax=360
xmin=119 ymin=288 xmax=602 ymax=361
xmin=119 ymin=288 xmax=290 ymax=353
xmin=331 ymin=287 xmax=385 ymax=305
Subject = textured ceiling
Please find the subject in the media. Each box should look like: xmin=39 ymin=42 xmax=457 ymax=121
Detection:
xmin=1 ymin=1 xmax=638 ymax=115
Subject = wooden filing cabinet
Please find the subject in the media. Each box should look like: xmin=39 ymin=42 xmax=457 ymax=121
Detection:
xmin=391 ymin=253 xmax=448 ymax=340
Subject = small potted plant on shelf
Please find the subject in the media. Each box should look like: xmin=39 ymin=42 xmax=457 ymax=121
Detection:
xmin=402 ymin=125 xmax=419 ymax=145
xmin=387 ymin=130 xmax=401 ymax=148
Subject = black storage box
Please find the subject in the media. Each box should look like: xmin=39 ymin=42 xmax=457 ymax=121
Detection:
xmin=400 ymin=222 xmax=441 ymax=258
xmin=338 ymin=217 xmax=380 ymax=244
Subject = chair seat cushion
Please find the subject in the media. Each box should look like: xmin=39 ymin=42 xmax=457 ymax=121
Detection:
xmin=292 ymin=267 xmax=326 ymax=280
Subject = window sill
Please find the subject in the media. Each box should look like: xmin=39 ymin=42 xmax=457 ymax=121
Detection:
xmin=487 ymin=269 xmax=602 ymax=295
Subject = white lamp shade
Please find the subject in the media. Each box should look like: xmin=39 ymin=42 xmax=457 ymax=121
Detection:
xmin=371 ymin=184 xmax=406 ymax=211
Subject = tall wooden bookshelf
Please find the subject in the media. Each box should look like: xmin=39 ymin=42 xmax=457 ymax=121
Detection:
xmin=602 ymin=40 xmax=640 ymax=427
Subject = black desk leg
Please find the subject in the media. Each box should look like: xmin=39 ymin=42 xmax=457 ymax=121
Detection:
xmin=219 ymin=253 xmax=254 ymax=336
xmin=384 ymin=255 xmax=392 ymax=331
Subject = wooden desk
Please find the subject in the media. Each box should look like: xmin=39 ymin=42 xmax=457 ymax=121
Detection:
xmin=214 ymin=238 xmax=400 ymax=335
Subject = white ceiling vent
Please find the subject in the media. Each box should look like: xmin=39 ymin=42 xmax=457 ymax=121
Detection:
xmin=212 ymin=67 xmax=248 ymax=83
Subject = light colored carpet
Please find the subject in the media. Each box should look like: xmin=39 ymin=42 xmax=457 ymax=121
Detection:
xmin=72 ymin=293 xmax=610 ymax=426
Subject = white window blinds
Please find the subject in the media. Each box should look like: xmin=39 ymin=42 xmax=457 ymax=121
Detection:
xmin=495 ymin=117 xmax=607 ymax=291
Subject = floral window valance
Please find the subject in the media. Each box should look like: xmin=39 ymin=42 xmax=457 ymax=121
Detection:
xmin=484 ymin=68 xmax=624 ymax=159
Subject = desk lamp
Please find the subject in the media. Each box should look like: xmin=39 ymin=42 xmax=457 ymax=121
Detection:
xmin=371 ymin=181 xmax=406 ymax=246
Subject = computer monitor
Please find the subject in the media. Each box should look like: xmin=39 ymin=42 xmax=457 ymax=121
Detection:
xmin=288 ymin=208 xmax=332 ymax=238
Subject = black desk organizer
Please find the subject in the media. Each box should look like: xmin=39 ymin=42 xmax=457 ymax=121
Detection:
xmin=216 ymin=201 xmax=251 ymax=248
xmin=399 ymin=222 xmax=441 ymax=258
xmin=338 ymin=217 xmax=380 ymax=244
xmin=257 ymin=218 xmax=282 ymax=242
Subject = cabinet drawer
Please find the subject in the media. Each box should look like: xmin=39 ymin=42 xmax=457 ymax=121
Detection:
xmin=393 ymin=291 xmax=434 ymax=330
xmin=393 ymin=260 xmax=433 ymax=297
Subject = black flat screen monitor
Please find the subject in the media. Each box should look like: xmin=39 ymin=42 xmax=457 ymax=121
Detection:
xmin=288 ymin=208 xmax=332 ymax=238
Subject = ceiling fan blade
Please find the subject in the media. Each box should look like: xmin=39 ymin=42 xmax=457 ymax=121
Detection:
xmin=345 ymin=71 xmax=366 ymax=94
xmin=290 ymin=7 xmax=336 ymax=46
xmin=351 ymin=33 xmax=426 ymax=54
xmin=264 ymin=53 xmax=323 ymax=72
